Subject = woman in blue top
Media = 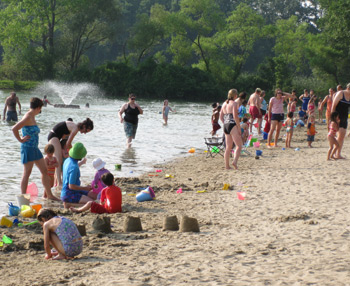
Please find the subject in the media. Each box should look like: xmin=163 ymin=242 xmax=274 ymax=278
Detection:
xmin=12 ymin=97 xmax=60 ymax=201
xmin=118 ymin=93 xmax=143 ymax=148
xmin=299 ymin=89 xmax=311 ymax=113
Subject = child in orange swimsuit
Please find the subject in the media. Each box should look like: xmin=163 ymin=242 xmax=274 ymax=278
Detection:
xmin=44 ymin=144 xmax=59 ymax=188
xmin=327 ymin=111 xmax=340 ymax=160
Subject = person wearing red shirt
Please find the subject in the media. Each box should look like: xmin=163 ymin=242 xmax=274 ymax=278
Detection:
xmin=70 ymin=173 xmax=122 ymax=214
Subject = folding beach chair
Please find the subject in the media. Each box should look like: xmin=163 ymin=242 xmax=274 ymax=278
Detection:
xmin=241 ymin=134 xmax=252 ymax=155
xmin=204 ymin=136 xmax=224 ymax=158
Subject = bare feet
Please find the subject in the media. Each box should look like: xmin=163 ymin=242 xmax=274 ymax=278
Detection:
xmin=232 ymin=162 xmax=238 ymax=170
xmin=52 ymin=254 xmax=69 ymax=260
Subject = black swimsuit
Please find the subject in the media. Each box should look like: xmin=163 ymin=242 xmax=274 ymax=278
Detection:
xmin=223 ymin=113 xmax=236 ymax=135
xmin=336 ymin=92 xmax=350 ymax=129
xmin=48 ymin=121 xmax=70 ymax=141
xmin=124 ymin=104 xmax=140 ymax=125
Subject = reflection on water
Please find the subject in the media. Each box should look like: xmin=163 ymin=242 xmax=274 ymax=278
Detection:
xmin=0 ymin=89 xmax=215 ymax=215
xmin=120 ymin=147 xmax=138 ymax=166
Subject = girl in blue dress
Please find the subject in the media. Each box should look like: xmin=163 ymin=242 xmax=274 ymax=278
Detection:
xmin=12 ymin=97 xmax=60 ymax=201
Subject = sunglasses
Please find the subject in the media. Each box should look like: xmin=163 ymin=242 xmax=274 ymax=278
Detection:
xmin=130 ymin=98 xmax=136 ymax=100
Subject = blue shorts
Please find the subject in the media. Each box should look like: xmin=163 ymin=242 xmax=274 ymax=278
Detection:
xmin=61 ymin=190 xmax=89 ymax=203
xmin=271 ymin=113 xmax=284 ymax=122
xmin=307 ymin=135 xmax=315 ymax=142
xmin=21 ymin=146 xmax=43 ymax=164
xmin=124 ymin=121 xmax=138 ymax=139
xmin=6 ymin=111 xmax=18 ymax=121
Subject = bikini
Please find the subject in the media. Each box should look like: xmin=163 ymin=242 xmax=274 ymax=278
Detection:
xmin=328 ymin=123 xmax=337 ymax=137
xmin=224 ymin=113 xmax=236 ymax=135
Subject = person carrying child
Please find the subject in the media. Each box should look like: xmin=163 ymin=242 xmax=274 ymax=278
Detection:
xmin=70 ymin=173 xmax=122 ymax=214
xmin=44 ymin=144 xmax=59 ymax=188
xmin=327 ymin=111 xmax=340 ymax=160
xmin=307 ymin=115 xmax=316 ymax=147
xmin=211 ymin=104 xmax=221 ymax=135
xmin=285 ymin=112 xmax=294 ymax=148
xmin=89 ymin=158 xmax=110 ymax=200
xmin=38 ymin=208 xmax=83 ymax=260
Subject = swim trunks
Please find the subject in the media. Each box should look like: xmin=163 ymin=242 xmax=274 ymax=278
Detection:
xmin=249 ymin=106 xmax=262 ymax=119
xmin=223 ymin=113 xmax=236 ymax=135
xmin=260 ymin=109 xmax=266 ymax=116
xmin=6 ymin=111 xmax=18 ymax=121
xmin=307 ymin=135 xmax=314 ymax=142
xmin=212 ymin=122 xmax=221 ymax=133
xmin=124 ymin=121 xmax=138 ymax=139
xmin=271 ymin=113 xmax=284 ymax=122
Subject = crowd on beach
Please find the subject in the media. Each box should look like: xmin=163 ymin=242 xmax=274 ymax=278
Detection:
xmin=210 ymin=84 xmax=350 ymax=169
xmin=1 ymin=84 xmax=348 ymax=260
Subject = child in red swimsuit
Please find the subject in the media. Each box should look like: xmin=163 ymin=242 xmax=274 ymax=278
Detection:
xmin=70 ymin=173 xmax=122 ymax=214
xmin=44 ymin=144 xmax=59 ymax=188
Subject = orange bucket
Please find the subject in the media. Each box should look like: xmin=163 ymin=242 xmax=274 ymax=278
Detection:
xmin=31 ymin=204 xmax=42 ymax=214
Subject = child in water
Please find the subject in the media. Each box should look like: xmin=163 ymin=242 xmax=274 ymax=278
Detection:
xmin=327 ymin=111 xmax=340 ymax=160
xmin=162 ymin=99 xmax=175 ymax=125
xmin=38 ymin=208 xmax=83 ymax=260
xmin=44 ymin=144 xmax=59 ymax=188
xmin=307 ymin=115 xmax=316 ymax=147
xmin=70 ymin=172 xmax=122 ymax=214
xmin=211 ymin=105 xmax=222 ymax=135
xmin=89 ymin=158 xmax=110 ymax=200
xmin=284 ymin=112 xmax=294 ymax=148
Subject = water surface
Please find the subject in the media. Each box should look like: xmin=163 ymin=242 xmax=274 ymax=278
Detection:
xmin=0 ymin=85 xmax=215 ymax=215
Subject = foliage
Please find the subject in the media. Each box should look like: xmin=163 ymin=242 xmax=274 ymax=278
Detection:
xmin=0 ymin=80 xmax=39 ymax=90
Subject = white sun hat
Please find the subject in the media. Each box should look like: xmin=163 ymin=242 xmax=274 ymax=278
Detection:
xmin=92 ymin=158 xmax=106 ymax=171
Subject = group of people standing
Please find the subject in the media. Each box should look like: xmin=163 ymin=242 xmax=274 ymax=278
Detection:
xmin=215 ymin=84 xmax=350 ymax=169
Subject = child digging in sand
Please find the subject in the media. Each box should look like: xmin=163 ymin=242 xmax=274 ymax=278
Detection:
xmin=38 ymin=208 xmax=83 ymax=260
xmin=70 ymin=173 xmax=122 ymax=214
xmin=327 ymin=111 xmax=340 ymax=160
xmin=285 ymin=112 xmax=294 ymax=148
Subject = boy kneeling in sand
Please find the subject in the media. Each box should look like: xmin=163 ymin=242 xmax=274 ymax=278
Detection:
xmin=70 ymin=173 xmax=122 ymax=214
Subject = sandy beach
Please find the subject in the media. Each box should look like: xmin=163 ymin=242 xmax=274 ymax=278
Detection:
xmin=1 ymin=121 xmax=350 ymax=286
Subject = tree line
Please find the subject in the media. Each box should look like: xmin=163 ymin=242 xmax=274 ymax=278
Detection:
xmin=0 ymin=0 xmax=349 ymax=101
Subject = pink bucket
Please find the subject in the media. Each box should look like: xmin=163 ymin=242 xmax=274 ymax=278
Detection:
xmin=253 ymin=142 xmax=260 ymax=148
xmin=26 ymin=183 xmax=38 ymax=202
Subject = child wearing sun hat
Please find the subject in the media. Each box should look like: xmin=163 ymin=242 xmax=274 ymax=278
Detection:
xmin=61 ymin=142 xmax=94 ymax=208
xmin=89 ymin=158 xmax=111 ymax=200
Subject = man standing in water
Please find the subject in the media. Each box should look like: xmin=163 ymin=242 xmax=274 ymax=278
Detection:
xmin=3 ymin=92 xmax=21 ymax=122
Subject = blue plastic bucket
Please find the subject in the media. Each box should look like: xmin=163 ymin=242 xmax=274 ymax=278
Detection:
xmin=8 ymin=203 xmax=20 ymax=216
xmin=262 ymin=132 xmax=268 ymax=140
xmin=256 ymin=150 xmax=262 ymax=156
xmin=136 ymin=187 xmax=155 ymax=202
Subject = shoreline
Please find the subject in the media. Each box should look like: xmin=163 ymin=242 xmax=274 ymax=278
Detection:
xmin=1 ymin=121 xmax=350 ymax=285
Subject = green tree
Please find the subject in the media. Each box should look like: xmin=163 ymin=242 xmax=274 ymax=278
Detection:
xmin=213 ymin=3 xmax=265 ymax=83
xmin=59 ymin=0 xmax=121 ymax=72
xmin=273 ymin=16 xmax=309 ymax=89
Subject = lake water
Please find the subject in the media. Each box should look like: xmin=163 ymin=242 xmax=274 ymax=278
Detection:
xmin=0 ymin=83 xmax=219 ymax=215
